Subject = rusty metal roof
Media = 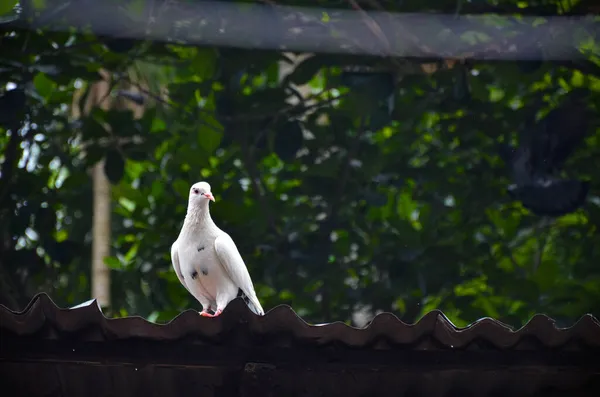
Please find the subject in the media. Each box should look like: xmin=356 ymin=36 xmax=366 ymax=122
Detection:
xmin=1 ymin=293 xmax=600 ymax=397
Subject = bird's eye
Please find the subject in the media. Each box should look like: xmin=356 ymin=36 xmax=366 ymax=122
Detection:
xmin=193 ymin=188 xmax=199 ymax=194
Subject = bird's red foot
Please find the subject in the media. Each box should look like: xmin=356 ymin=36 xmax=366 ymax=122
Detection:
xmin=213 ymin=309 xmax=223 ymax=317
xmin=199 ymin=310 xmax=215 ymax=317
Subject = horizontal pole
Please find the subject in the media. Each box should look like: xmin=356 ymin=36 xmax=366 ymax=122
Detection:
xmin=17 ymin=1 xmax=599 ymax=61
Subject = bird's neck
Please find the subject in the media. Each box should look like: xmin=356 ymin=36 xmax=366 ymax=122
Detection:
xmin=182 ymin=205 xmax=214 ymax=231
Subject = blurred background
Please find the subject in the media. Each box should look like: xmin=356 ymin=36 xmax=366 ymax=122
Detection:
xmin=0 ymin=0 xmax=598 ymax=328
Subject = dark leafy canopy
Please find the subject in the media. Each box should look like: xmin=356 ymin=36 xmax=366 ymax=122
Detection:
xmin=1 ymin=0 xmax=599 ymax=327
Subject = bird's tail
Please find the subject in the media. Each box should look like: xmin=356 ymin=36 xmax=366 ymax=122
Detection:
xmin=244 ymin=293 xmax=265 ymax=316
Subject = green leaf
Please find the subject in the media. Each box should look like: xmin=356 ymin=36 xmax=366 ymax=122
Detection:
xmin=285 ymin=55 xmax=329 ymax=86
xmin=33 ymin=72 xmax=56 ymax=99
xmin=396 ymin=191 xmax=417 ymax=220
xmin=33 ymin=0 xmax=47 ymax=8
xmin=0 ymin=0 xmax=17 ymax=16
xmin=191 ymin=48 xmax=217 ymax=80
xmin=104 ymin=150 xmax=125 ymax=184
xmin=533 ymin=259 xmax=559 ymax=292
xmin=151 ymin=117 xmax=166 ymax=133
xmin=151 ymin=180 xmax=164 ymax=199
xmin=112 ymin=183 xmax=146 ymax=204
xmin=173 ymin=179 xmax=189 ymax=198
xmin=104 ymin=256 xmax=122 ymax=270
xmin=197 ymin=120 xmax=223 ymax=154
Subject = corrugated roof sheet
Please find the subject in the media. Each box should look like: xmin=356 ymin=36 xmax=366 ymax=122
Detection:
xmin=1 ymin=293 xmax=600 ymax=397
xmin=1 ymin=293 xmax=599 ymax=349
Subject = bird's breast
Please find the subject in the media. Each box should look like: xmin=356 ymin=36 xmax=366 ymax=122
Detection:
xmin=180 ymin=244 xmax=218 ymax=274
xmin=178 ymin=240 xmax=234 ymax=296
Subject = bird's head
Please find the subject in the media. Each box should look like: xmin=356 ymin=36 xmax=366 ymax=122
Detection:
xmin=188 ymin=181 xmax=215 ymax=208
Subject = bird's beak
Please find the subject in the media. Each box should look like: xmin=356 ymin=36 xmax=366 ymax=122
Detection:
xmin=204 ymin=192 xmax=215 ymax=202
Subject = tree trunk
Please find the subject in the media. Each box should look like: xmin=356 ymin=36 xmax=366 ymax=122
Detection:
xmin=91 ymin=159 xmax=112 ymax=308
xmin=84 ymin=74 xmax=113 ymax=309
xmin=71 ymin=70 xmax=149 ymax=310
xmin=70 ymin=72 xmax=114 ymax=309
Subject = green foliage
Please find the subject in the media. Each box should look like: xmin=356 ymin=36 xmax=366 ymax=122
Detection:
xmin=1 ymin=0 xmax=599 ymax=328
xmin=0 ymin=0 xmax=17 ymax=16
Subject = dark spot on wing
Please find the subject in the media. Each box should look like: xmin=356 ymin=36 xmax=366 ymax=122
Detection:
xmin=190 ymin=270 xmax=198 ymax=280
xmin=197 ymin=245 xmax=205 ymax=252
xmin=201 ymin=268 xmax=208 ymax=276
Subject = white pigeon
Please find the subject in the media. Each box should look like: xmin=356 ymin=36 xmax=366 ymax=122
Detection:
xmin=171 ymin=181 xmax=265 ymax=317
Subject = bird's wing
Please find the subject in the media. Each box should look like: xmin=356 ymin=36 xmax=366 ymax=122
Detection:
xmin=171 ymin=241 xmax=189 ymax=293
xmin=214 ymin=233 xmax=264 ymax=315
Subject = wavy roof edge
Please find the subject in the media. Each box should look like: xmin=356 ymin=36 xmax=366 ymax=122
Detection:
xmin=1 ymin=293 xmax=599 ymax=349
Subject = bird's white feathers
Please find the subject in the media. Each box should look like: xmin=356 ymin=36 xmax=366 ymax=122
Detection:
xmin=214 ymin=233 xmax=264 ymax=315
xmin=171 ymin=181 xmax=264 ymax=316
xmin=170 ymin=244 xmax=186 ymax=291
